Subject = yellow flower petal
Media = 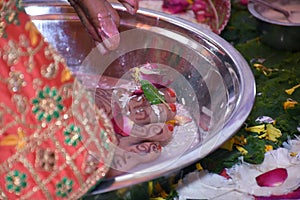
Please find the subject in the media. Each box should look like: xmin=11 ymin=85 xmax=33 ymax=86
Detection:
xmin=265 ymin=124 xmax=282 ymax=142
xmin=258 ymin=132 xmax=267 ymax=139
xmin=253 ymin=63 xmax=273 ymax=76
xmin=236 ymin=146 xmax=248 ymax=155
xmin=290 ymin=152 xmax=298 ymax=157
xmin=196 ymin=163 xmax=203 ymax=171
xmin=233 ymin=135 xmax=247 ymax=146
xmin=148 ymin=181 xmax=153 ymax=196
xmin=285 ymin=83 xmax=300 ymax=95
xmin=283 ymin=99 xmax=298 ymax=110
xmin=265 ymin=145 xmax=273 ymax=152
xmin=221 ymin=136 xmax=247 ymax=151
xmin=221 ymin=138 xmax=235 ymax=151
xmin=245 ymin=124 xmax=265 ymax=133
xmin=247 ymin=124 xmax=281 ymax=142
xmin=150 ymin=198 xmax=166 ymax=200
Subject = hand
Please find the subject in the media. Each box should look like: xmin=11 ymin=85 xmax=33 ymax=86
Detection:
xmin=68 ymin=0 xmax=138 ymax=51
xmin=94 ymin=79 xmax=177 ymax=176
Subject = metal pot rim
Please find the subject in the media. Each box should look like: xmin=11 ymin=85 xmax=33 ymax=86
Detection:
xmin=248 ymin=1 xmax=300 ymax=26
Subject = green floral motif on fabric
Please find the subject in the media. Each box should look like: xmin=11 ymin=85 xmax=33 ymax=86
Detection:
xmin=64 ymin=124 xmax=82 ymax=147
xmin=32 ymin=86 xmax=64 ymax=122
xmin=56 ymin=177 xmax=74 ymax=198
xmin=0 ymin=0 xmax=24 ymax=38
xmin=6 ymin=170 xmax=27 ymax=195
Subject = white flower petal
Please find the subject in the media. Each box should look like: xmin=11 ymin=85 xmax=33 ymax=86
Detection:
xmin=258 ymin=148 xmax=293 ymax=171
xmin=226 ymin=140 xmax=300 ymax=196
xmin=177 ymin=171 xmax=253 ymax=200
xmin=177 ymin=139 xmax=300 ymax=199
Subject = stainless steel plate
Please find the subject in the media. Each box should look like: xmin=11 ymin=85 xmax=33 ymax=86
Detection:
xmin=24 ymin=0 xmax=255 ymax=194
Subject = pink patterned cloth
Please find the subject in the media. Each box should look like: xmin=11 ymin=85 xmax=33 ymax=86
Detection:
xmin=0 ymin=1 xmax=115 ymax=199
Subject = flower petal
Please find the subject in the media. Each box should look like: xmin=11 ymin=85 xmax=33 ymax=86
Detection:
xmin=112 ymin=115 xmax=134 ymax=137
xmin=285 ymin=83 xmax=300 ymax=95
xmin=174 ymin=115 xmax=192 ymax=126
xmin=256 ymin=168 xmax=288 ymax=187
xmin=255 ymin=187 xmax=300 ymax=199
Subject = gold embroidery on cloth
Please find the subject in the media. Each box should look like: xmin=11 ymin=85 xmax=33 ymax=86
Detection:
xmin=35 ymin=148 xmax=57 ymax=171
xmin=0 ymin=188 xmax=8 ymax=200
xmin=0 ymin=35 xmax=44 ymax=71
xmin=49 ymin=135 xmax=85 ymax=185
xmin=12 ymin=94 xmax=29 ymax=116
xmin=0 ymin=104 xmax=115 ymax=199
xmin=0 ymin=0 xmax=24 ymax=38
xmin=7 ymin=71 xmax=26 ymax=92
xmin=19 ymin=156 xmax=53 ymax=199
xmin=31 ymin=86 xmax=65 ymax=124
xmin=0 ymin=1 xmax=116 ymax=199
xmin=82 ymin=152 xmax=100 ymax=175
xmin=1 ymin=74 xmax=115 ymax=199
xmin=41 ymin=46 xmax=65 ymax=79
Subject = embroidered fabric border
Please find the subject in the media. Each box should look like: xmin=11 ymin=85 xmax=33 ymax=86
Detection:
xmin=0 ymin=0 xmax=116 ymax=199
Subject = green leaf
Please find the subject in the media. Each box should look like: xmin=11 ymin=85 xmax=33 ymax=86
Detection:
xmin=243 ymin=136 xmax=265 ymax=164
xmin=140 ymin=80 xmax=166 ymax=105
xmin=200 ymin=149 xmax=242 ymax=173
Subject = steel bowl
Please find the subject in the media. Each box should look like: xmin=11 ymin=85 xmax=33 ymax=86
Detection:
xmin=248 ymin=0 xmax=300 ymax=51
xmin=24 ymin=0 xmax=255 ymax=194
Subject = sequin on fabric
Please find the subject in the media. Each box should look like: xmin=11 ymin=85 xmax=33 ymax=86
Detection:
xmin=0 ymin=1 xmax=115 ymax=199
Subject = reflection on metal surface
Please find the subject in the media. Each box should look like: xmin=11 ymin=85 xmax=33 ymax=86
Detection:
xmin=23 ymin=0 xmax=255 ymax=194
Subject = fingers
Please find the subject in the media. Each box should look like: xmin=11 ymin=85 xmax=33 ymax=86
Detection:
xmin=94 ymin=87 xmax=177 ymax=127
xmin=69 ymin=0 xmax=101 ymax=41
xmin=69 ymin=0 xmax=120 ymax=50
xmin=96 ymin=1 xmax=121 ymax=50
xmin=118 ymin=0 xmax=139 ymax=15
xmin=131 ymin=122 xmax=174 ymax=141
xmin=126 ymin=87 xmax=177 ymax=124
xmin=108 ymin=142 xmax=161 ymax=176
xmin=117 ymin=122 xmax=174 ymax=148
xmin=69 ymin=0 xmax=139 ymax=51
xmin=94 ymin=88 xmax=114 ymax=119
xmin=128 ymin=103 xmax=177 ymax=125
xmin=105 ymin=83 xmax=176 ymax=176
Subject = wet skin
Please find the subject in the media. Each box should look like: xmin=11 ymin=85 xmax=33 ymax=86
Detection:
xmin=94 ymin=85 xmax=177 ymax=176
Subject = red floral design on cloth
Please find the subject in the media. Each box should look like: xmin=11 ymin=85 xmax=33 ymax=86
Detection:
xmin=0 ymin=1 xmax=115 ymax=199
